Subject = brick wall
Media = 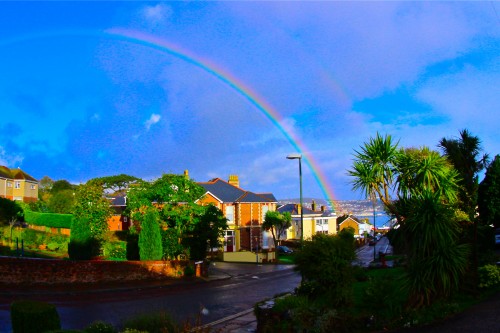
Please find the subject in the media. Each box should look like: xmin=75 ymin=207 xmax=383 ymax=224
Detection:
xmin=0 ymin=257 xmax=193 ymax=286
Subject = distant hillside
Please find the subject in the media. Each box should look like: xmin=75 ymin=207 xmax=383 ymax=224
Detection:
xmin=278 ymin=198 xmax=385 ymax=216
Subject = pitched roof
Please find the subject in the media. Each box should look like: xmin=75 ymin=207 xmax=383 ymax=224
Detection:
xmin=277 ymin=203 xmax=331 ymax=217
xmin=0 ymin=166 xmax=11 ymax=179
xmin=198 ymin=178 xmax=276 ymax=204
xmin=10 ymin=168 xmax=38 ymax=182
xmin=337 ymin=214 xmax=361 ymax=225
xmin=0 ymin=166 xmax=38 ymax=182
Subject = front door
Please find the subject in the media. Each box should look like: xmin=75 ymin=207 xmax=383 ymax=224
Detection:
xmin=225 ymin=230 xmax=235 ymax=252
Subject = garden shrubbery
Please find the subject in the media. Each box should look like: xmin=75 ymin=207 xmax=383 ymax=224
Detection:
xmin=11 ymin=300 xmax=61 ymax=333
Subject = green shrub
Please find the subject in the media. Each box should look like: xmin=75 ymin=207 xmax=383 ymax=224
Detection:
xmin=11 ymin=300 xmax=61 ymax=333
xmin=138 ymin=207 xmax=163 ymax=261
xmin=47 ymin=242 xmax=60 ymax=251
xmin=69 ymin=216 xmax=100 ymax=260
xmin=126 ymin=233 xmax=140 ymax=260
xmin=294 ymin=232 xmax=356 ymax=307
xmin=478 ymin=264 xmax=500 ymax=288
xmin=84 ymin=321 xmax=117 ymax=333
xmin=122 ymin=311 xmax=179 ymax=333
xmin=103 ymin=241 xmax=127 ymax=260
xmin=184 ymin=264 xmax=195 ymax=277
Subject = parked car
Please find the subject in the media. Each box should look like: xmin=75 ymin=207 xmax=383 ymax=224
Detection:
xmin=277 ymin=245 xmax=294 ymax=254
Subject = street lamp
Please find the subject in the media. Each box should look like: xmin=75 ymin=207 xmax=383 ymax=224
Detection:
xmin=287 ymin=153 xmax=303 ymax=244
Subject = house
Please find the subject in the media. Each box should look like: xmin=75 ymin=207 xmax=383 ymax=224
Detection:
xmin=0 ymin=165 xmax=38 ymax=203
xmin=196 ymin=174 xmax=278 ymax=262
xmin=277 ymin=200 xmax=337 ymax=241
xmin=336 ymin=214 xmax=371 ymax=237
xmin=107 ymin=195 xmax=131 ymax=231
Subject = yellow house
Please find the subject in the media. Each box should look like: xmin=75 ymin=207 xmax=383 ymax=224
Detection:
xmin=0 ymin=166 xmax=38 ymax=203
xmin=278 ymin=202 xmax=337 ymax=241
xmin=336 ymin=214 xmax=372 ymax=237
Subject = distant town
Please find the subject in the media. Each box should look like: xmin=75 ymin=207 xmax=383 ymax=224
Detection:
xmin=278 ymin=198 xmax=386 ymax=217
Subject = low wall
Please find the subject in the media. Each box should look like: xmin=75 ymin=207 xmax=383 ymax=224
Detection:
xmin=223 ymin=251 xmax=276 ymax=263
xmin=0 ymin=257 xmax=194 ymax=286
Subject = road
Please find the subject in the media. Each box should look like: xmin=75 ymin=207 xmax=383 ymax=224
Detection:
xmin=0 ymin=264 xmax=300 ymax=332
xmin=354 ymin=236 xmax=392 ymax=267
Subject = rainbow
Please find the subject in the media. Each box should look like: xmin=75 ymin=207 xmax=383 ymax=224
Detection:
xmin=1 ymin=28 xmax=338 ymax=209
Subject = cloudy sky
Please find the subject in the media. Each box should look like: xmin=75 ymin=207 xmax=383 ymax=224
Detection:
xmin=0 ymin=1 xmax=498 ymax=202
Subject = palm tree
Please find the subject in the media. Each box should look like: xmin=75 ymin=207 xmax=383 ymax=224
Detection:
xmin=395 ymin=147 xmax=460 ymax=203
xmin=348 ymin=133 xmax=400 ymax=219
xmin=438 ymin=129 xmax=489 ymax=220
xmin=402 ymin=190 xmax=470 ymax=308
xmin=439 ymin=129 xmax=489 ymax=294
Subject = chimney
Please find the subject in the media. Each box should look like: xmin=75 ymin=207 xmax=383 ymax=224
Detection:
xmin=311 ymin=200 xmax=316 ymax=212
xmin=321 ymin=205 xmax=325 ymax=212
xmin=184 ymin=170 xmax=189 ymax=179
xmin=296 ymin=204 xmax=302 ymax=215
xmin=228 ymin=174 xmax=239 ymax=188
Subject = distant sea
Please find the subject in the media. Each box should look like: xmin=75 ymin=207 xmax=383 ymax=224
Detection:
xmin=356 ymin=214 xmax=393 ymax=228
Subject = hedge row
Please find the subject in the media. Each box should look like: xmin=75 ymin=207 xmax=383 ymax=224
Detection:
xmin=24 ymin=211 xmax=73 ymax=229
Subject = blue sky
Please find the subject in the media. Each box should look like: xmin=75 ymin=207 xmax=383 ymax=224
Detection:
xmin=0 ymin=1 xmax=499 ymax=202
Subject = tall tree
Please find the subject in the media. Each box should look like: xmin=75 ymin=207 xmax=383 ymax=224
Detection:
xmin=127 ymin=173 xmax=207 ymax=260
xmin=183 ymin=204 xmax=228 ymax=260
xmin=478 ymin=155 xmax=500 ymax=229
xmin=38 ymin=176 xmax=54 ymax=201
xmin=348 ymin=133 xmax=400 ymax=219
xmin=439 ymin=129 xmax=489 ymax=220
xmin=262 ymin=211 xmax=292 ymax=248
xmin=51 ymin=179 xmax=75 ymax=194
xmin=93 ymin=174 xmax=141 ymax=195
xmin=47 ymin=189 xmax=75 ymax=214
xmin=71 ymin=181 xmax=112 ymax=249
xmin=401 ymin=190 xmax=470 ymax=308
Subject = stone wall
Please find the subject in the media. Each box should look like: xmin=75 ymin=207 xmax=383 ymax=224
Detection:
xmin=0 ymin=257 xmax=192 ymax=285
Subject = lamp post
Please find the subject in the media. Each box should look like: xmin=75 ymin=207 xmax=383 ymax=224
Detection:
xmin=371 ymin=194 xmax=377 ymax=262
xmin=287 ymin=153 xmax=303 ymax=245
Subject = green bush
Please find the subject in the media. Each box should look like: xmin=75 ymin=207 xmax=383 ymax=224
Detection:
xmin=294 ymin=231 xmax=356 ymax=307
xmin=126 ymin=233 xmax=140 ymax=260
xmin=84 ymin=321 xmax=117 ymax=333
xmin=138 ymin=207 xmax=163 ymax=261
xmin=11 ymin=300 xmax=61 ymax=333
xmin=184 ymin=264 xmax=195 ymax=277
xmin=47 ymin=242 xmax=60 ymax=251
xmin=478 ymin=264 xmax=500 ymax=288
xmin=103 ymin=241 xmax=127 ymax=260
xmin=122 ymin=311 xmax=179 ymax=333
xmin=24 ymin=211 xmax=73 ymax=229
xmin=69 ymin=216 xmax=100 ymax=260
xmin=21 ymin=229 xmax=42 ymax=247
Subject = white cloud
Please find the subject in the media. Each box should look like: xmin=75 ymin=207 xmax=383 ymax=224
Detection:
xmin=0 ymin=146 xmax=23 ymax=167
xmin=142 ymin=4 xmax=172 ymax=26
xmin=144 ymin=113 xmax=161 ymax=131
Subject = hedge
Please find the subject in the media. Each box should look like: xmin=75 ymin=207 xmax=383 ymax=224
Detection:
xmin=11 ymin=300 xmax=61 ymax=333
xmin=24 ymin=211 xmax=73 ymax=229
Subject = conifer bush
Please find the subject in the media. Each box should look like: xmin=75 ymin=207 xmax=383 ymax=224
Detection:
xmin=138 ymin=207 xmax=163 ymax=261
xmin=11 ymin=300 xmax=61 ymax=333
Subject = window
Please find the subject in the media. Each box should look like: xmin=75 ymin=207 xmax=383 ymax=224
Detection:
xmin=262 ymin=205 xmax=269 ymax=222
xmin=7 ymin=182 xmax=12 ymax=188
xmin=316 ymin=219 xmax=329 ymax=234
xmin=225 ymin=206 xmax=234 ymax=223
xmin=30 ymin=184 xmax=36 ymax=190
xmin=14 ymin=181 xmax=21 ymax=189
